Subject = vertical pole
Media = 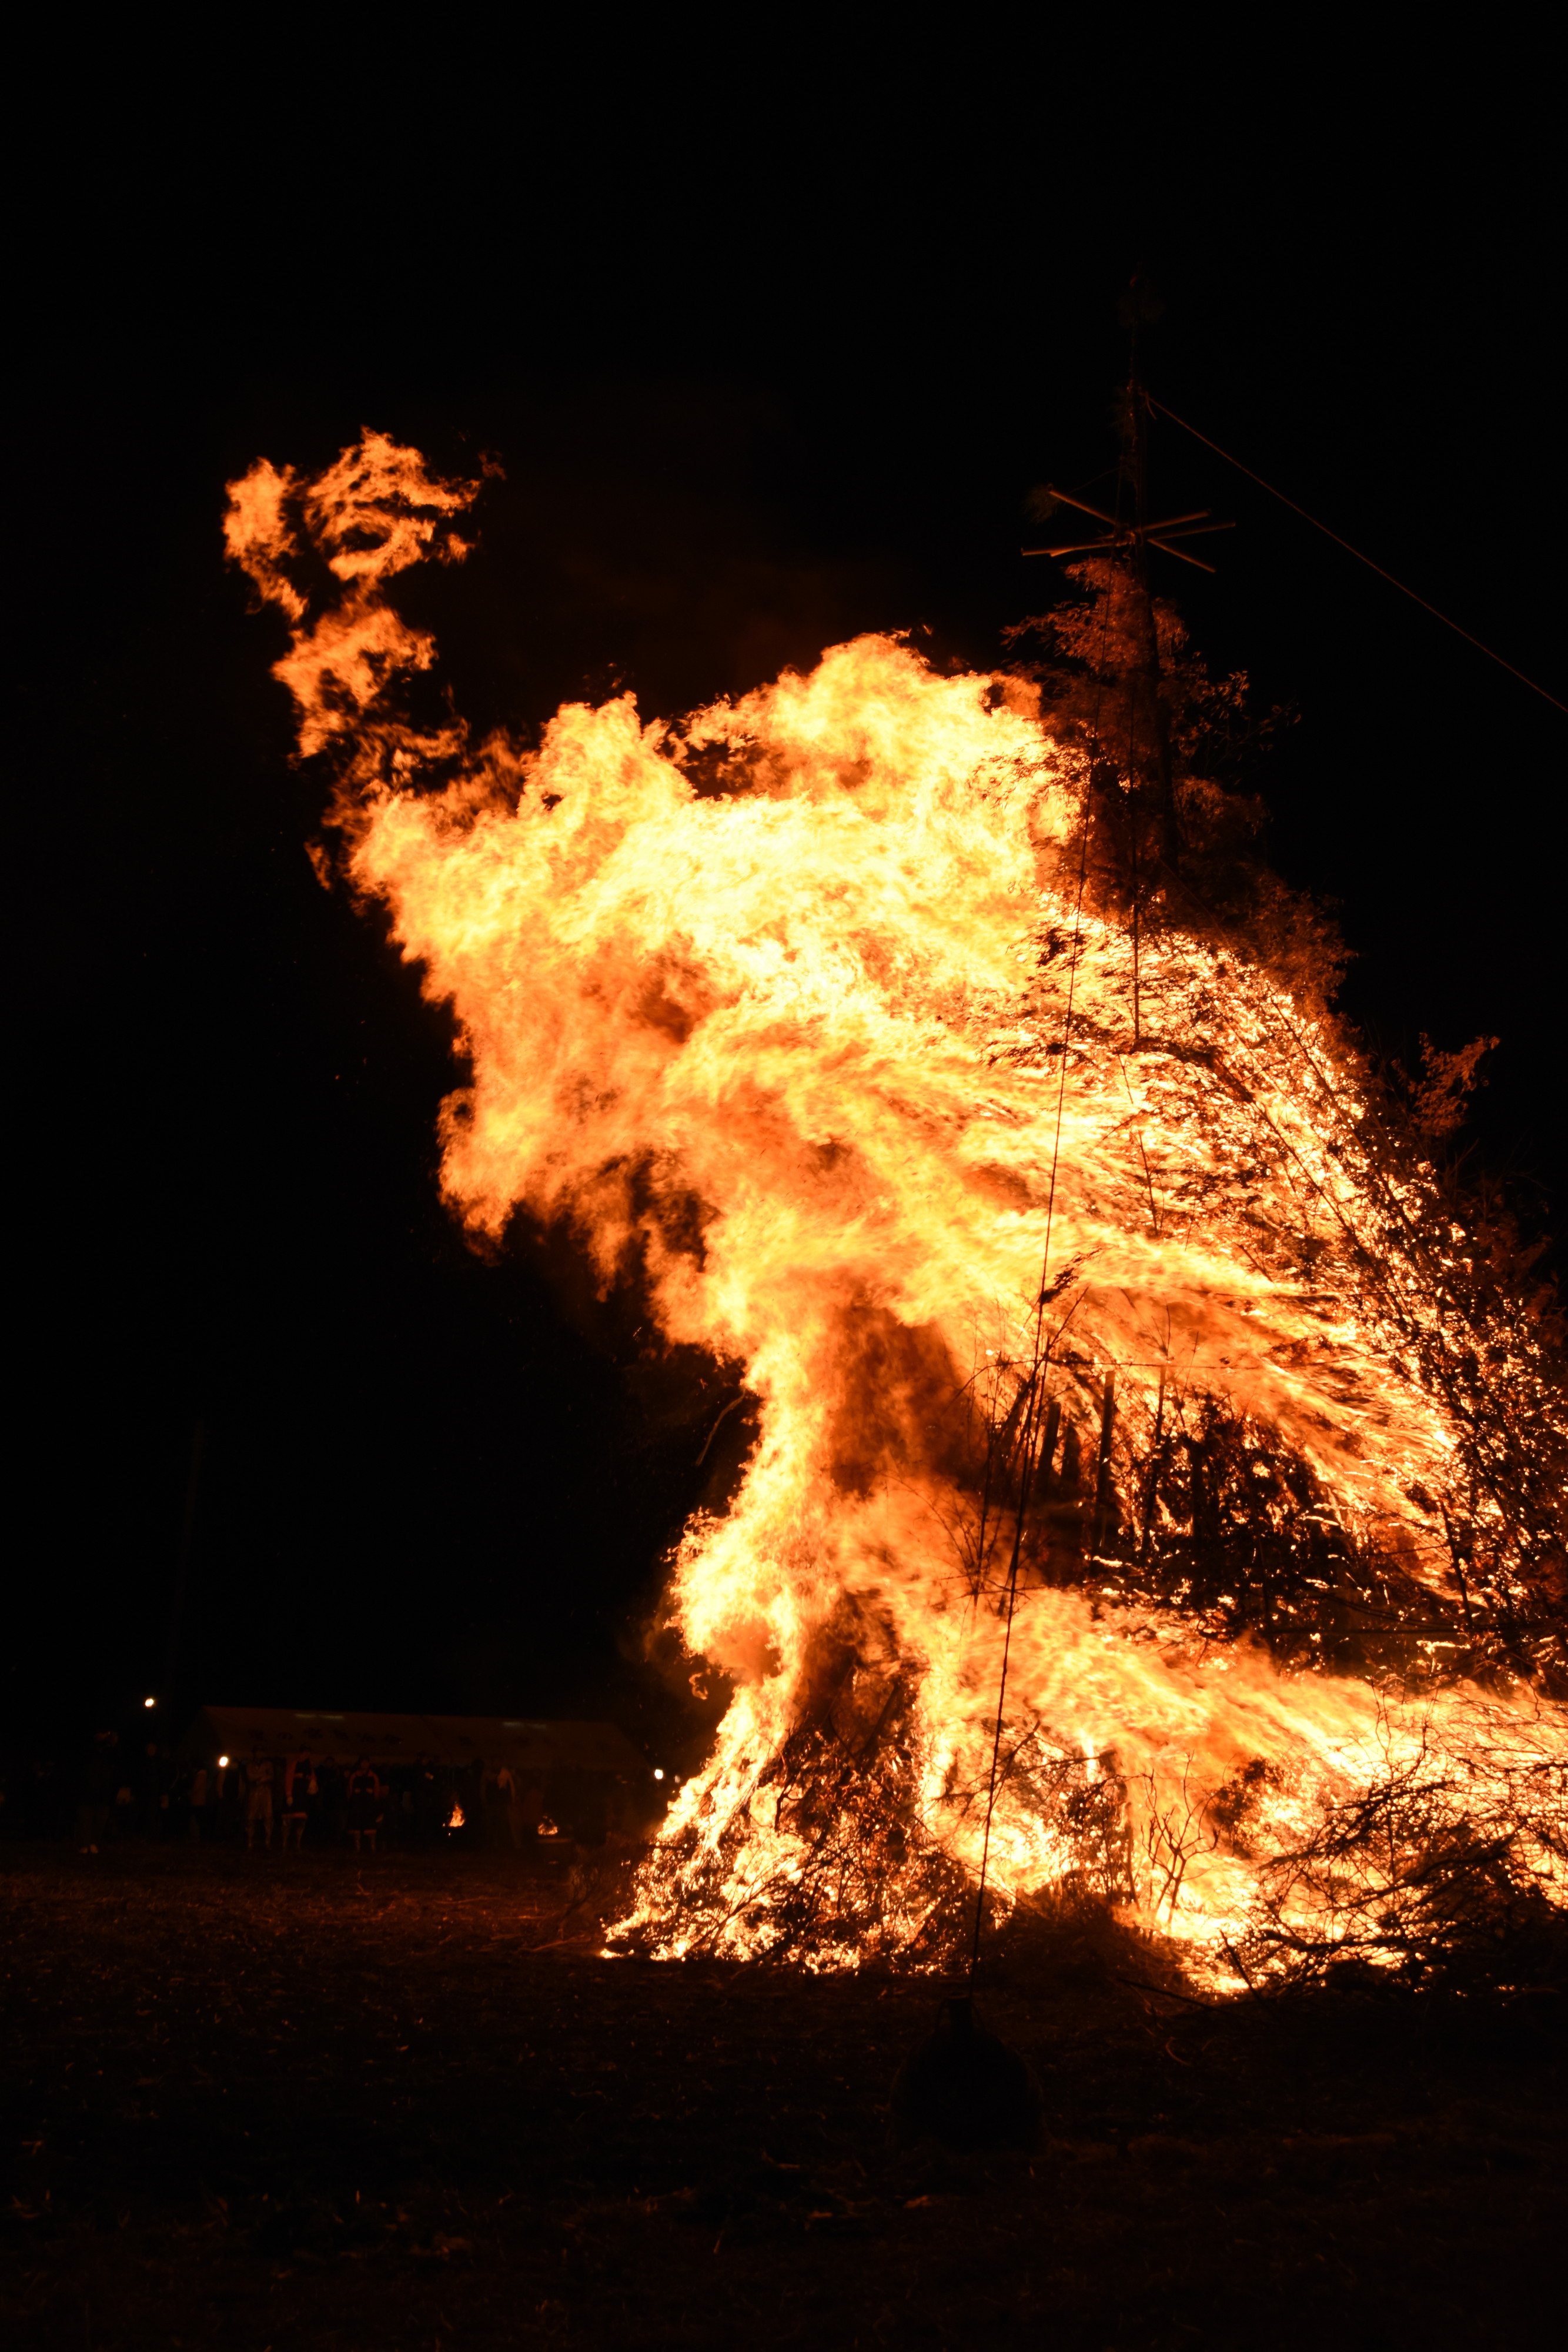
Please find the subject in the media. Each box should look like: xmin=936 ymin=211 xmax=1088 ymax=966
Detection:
xmin=1038 ymin=1398 xmax=1062 ymax=1494
xmin=1092 ymin=1374 xmax=1118 ymax=1558
xmin=1124 ymin=309 xmax=1180 ymax=879
xmin=1139 ymin=1371 xmax=1166 ymax=1566
xmin=163 ymin=1420 xmax=206 ymax=1702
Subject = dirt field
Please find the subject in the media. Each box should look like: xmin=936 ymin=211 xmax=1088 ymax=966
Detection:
xmin=2 ymin=1844 xmax=1563 ymax=2348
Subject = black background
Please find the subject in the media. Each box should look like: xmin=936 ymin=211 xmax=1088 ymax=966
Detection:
xmin=10 ymin=36 xmax=1562 ymax=1751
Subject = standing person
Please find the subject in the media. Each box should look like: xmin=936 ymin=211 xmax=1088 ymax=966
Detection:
xmin=482 ymin=1758 xmax=517 ymax=1852
xmin=243 ymin=1748 xmax=276 ymax=1852
xmin=216 ymin=1755 xmax=244 ymax=1842
xmin=346 ymin=1756 xmax=382 ymax=1855
xmin=186 ymin=1763 xmax=208 ymax=1840
xmin=280 ymin=1752 xmax=315 ymax=1853
xmin=75 ymin=1729 xmax=118 ymax=1855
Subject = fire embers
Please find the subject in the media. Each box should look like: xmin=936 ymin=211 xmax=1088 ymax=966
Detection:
xmin=609 ymin=1600 xmax=1140 ymax=1972
xmin=960 ymin=1322 xmax=1561 ymax=1689
xmin=611 ymin=1615 xmax=972 ymax=1970
xmin=1042 ymin=1388 xmax=1492 ymax=1682
xmin=1223 ymin=1722 xmax=1568 ymax=1990
xmin=958 ymin=1730 xmax=1138 ymax=1923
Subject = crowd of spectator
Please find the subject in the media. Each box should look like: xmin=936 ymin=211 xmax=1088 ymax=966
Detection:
xmin=1 ymin=1731 xmax=621 ymax=1858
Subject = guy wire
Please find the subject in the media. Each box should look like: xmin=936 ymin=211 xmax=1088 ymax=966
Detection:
xmin=1149 ymin=395 xmax=1566 ymax=717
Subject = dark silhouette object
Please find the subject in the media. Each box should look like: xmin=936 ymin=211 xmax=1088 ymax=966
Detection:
xmin=889 ymin=1996 xmax=1042 ymax=2151
xmin=482 ymin=1759 xmax=518 ymax=1851
xmin=346 ymin=1758 xmax=382 ymax=1854
xmin=243 ymin=1750 xmax=276 ymax=1852
xmin=75 ymin=1730 xmax=118 ymax=1854
xmin=163 ymin=1419 xmax=205 ymax=1698
xmin=280 ymin=1753 xmax=315 ymax=1852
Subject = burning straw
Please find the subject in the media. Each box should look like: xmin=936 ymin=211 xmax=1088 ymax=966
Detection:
xmin=227 ymin=432 xmax=1568 ymax=1989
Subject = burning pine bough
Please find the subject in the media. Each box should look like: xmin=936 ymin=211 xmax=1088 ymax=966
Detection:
xmin=227 ymin=433 xmax=1568 ymax=1987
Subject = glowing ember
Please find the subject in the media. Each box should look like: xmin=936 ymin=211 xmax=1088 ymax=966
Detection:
xmin=228 ymin=433 xmax=1568 ymax=1984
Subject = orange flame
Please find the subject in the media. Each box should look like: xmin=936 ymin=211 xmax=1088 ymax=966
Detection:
xmin=228 ymin=433 xmax=1568 ymax=1980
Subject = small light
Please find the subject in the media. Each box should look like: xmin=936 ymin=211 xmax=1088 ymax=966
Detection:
xmin=653 ymin=1768 xmax=665 ymax=1781
xmin=143 ymin=1696 xmax=156 ymax=1709
xmin=218 ymin=1754 xmax=230 ymax=1768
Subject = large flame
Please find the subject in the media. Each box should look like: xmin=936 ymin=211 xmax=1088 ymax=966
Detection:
xmin=228 ymin=433 xmax=1568 ymax=1980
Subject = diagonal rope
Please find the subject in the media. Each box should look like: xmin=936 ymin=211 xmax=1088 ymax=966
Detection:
xmin=968 ymin=517 xmax=1122 ymax=1976
xmin=1148 ymin=396 xmax=1566 ymax=717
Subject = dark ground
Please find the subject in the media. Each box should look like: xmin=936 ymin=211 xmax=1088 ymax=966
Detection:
xmin=2 ymin=1848 xmax=1563 ymax=2350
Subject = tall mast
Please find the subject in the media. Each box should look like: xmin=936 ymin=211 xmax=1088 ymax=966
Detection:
xmin=1124 ymin=296 xmax=1182 ymax=873
xmin=1021 ymin=278 xmax=1235 ymax=893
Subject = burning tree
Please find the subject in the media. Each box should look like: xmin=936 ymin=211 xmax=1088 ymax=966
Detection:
xmin=226 ymin=430 xmax=1568 ymax=1986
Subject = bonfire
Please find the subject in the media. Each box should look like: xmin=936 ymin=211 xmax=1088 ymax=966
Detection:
xmin=226 ymin=432 xmax=1568 ymax=1989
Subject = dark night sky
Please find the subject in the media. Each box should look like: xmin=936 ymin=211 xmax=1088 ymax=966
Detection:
xmin=11 ymin=42 xmax=1562 ymax=1750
